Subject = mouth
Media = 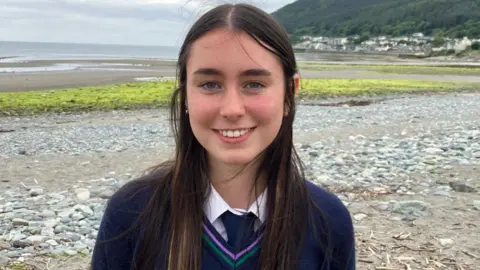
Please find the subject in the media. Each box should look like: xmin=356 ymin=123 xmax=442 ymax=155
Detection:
xmin=215 ymin=128 xmax=252 ymax=137
xmin=213 ymin=127 xmax=256 ymax=142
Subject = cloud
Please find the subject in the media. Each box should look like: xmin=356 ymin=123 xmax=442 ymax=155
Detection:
xmin=0 ymin=0 xmax=294 ymax=46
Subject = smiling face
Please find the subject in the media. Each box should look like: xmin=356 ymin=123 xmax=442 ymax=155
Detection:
xmin=186 ymin=28 xmax=297 ymax=167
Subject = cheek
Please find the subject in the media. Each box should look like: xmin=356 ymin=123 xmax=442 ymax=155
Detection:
xmin=187 ymin=92 xmax=218 ymax=128
xmin=247 ymin=94 xmax=285 ymax=124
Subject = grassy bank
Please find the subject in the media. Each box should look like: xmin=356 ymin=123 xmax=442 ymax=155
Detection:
xmin=0 ymin=81 xmax=176 ymax=116
xmin=297 ymin=79 xmax=476 ymax=98
xmin=0 ymin=78 xmax=478 ymax=116
xmin=298 ymin=62 xmax=480 ymax=76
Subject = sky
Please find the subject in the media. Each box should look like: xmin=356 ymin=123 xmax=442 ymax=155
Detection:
xmin=1 ymin=0 xmax=296 ymax=46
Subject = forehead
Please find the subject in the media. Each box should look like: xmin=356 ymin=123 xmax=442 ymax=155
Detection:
xmin=187 ymin=28 xmax=282 ymax=75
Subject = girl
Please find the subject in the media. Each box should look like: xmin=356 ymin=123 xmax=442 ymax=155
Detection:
xmin=91 ymin=3 xmax=355 ymax=270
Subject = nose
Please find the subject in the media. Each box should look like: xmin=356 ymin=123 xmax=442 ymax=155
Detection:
xmin=219 ymin=86 xmax=245 ymax=120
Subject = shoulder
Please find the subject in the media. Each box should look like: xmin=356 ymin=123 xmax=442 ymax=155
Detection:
xmin=91 ymin=167 xmax=170 ymax=269
xmin=101 ymin=168 xmax=165 ymax=230
xmin=304 ymin=180 xmax=352 ymax=223
xmin=304 ymin=180 xmax=356 ymax=269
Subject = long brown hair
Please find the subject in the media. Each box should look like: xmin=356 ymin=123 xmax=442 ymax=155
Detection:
xmin=111 ymin=3 xmax=333 ymax=270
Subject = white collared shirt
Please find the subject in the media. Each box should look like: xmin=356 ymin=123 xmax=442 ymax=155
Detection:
xmin=204 ymin=185 xmax=267 ymax=241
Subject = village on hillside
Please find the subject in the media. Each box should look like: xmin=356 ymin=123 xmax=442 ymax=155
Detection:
xmin=294 ymin=33 xmax=480 ymax=57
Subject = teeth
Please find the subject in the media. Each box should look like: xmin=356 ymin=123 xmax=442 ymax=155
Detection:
xmin=219 ymin=128 xmax=250 ymax=138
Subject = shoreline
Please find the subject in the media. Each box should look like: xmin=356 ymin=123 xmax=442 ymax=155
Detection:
xmin=1 ymin=57 xmax=480 ymax=92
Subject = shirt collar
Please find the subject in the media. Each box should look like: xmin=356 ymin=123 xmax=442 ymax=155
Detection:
xmin=204 ymin=184 xmax=267 ymax=224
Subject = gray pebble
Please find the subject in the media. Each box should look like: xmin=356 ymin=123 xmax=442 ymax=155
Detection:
xmin=473 ymin=200 xmax=480 ymax=211
xmin=64 ymin=249 xmax=78 ymax=256
xmin=0 ymin=256 xmax=9 ymax=267
xmin=433 ymin=190 xmax=452 ymax=197
xmin=60 ymin=217 xmax=72 ymax=224
xmin=11 ymin=218 xmax=29 ymax=226
xmin=29 ymin=188 xmax=44 ymax=197
xmin=40 ymin=209 xmax=56 ymax=218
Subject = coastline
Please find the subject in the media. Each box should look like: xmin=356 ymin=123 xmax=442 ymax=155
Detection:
xmin=2 ymin=56 xmax=480 ymax=92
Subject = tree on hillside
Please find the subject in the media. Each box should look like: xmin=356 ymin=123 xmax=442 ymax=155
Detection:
xmin=272 ymin=0 xmax=480 ymax=39
xmin=472 ymin=42 xmax=480 ymax=50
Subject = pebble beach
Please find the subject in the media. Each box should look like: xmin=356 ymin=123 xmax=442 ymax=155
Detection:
xmin=1 ymin=91 xmax=479 ymax=269
xmin=1 ymin=47 xmax=480 ymax=268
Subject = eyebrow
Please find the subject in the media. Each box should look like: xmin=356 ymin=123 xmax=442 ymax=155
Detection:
xmin=193 ymin=68 xmax=272 ymax=77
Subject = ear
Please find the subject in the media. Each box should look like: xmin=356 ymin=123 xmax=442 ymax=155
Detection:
xmin=293 ymin=73 xmax=301 ymax=95
xmin=284 ymin=74 xmax=301 ymax=117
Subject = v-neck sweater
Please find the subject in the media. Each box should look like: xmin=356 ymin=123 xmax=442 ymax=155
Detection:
xmin=91 ymin=179 xmax=356 ymax=270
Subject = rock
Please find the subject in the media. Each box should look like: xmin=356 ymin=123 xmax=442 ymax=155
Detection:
xmin=333 ymin=157 xmax=345 ymax=166
xmin=353 ymin=213 xmax=368 ymax=221
xmin=374 ymin=201 xmax=391 ymax=211
xmin=424 ymin=147 xmax=444 ymax=155
xmin=71 ymin=212 xmax=85 ymax=221
xmin=74 ymin=204 xmax=94 ymax=216
xmin=48 ymin=193 xmax=66 ymax=201
xmin=60 ymin=217 xmax=72 ymax=223
xmin=0 ymin=240 xmax=11 ymax=250
xmin=11 ymin=233 xmax=27 ymax=242
xmin=473 ymin=200 xmax=480 ymax=211
xmin=315 ymin=174 xmax=331 ymax=184
xmin=12 ymin=240 xmax=31 ymax=248
xmin=26 ymin=235 xmax=47 ymax=244
xmin=12 ymin=218 xmax=29 ymax=226
xmin=64 ymin=249 xmax=78 ymax=256
xmin=74 ymin=243 xmax=88 ymax=250
xmin=51 ymin=249 xmax=64 ymax=257
xmin=29 ymin=227 xmax=41 ymax=234
xmin=39 ymin=209 xmax=56 ymax=218
xmin=0 ymin=256 xmax=9 ymax=267
xmin=29 ymin=188 xmax=44 ymax=197
xmin=99 ymin=189 xmax=114 ymax=199
xmin=41 ymin=227 xmax=55 ymax=237
xmin=392 ymin=200 xmax=431 ymax=217
xmin=54 ymin=225 xmax=64 ymax=234
xmin=438 ymin=238 xmax=454 ymax=248
xmin=64 ymin=233 xmax=81 ymax=242
xmin=58 ymin=208 xmax=75 ymax=218
xmin=45 ymin=240 xmax=59 ymax=246
xmin=449 ymin=182 xmax=476 ymax=193
xmin=433 ymin=190 xmax=451 ymax=197
xmin=44 ymin=219 xmax=59 ymax=228
xmin=78 ymin=227 xmax=91 ymax=235
xmin=75 ymin=188 xmax=90 ymax=201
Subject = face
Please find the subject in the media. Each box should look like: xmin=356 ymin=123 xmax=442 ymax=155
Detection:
xmin=185 ymin=28 xmax=299 ymax=167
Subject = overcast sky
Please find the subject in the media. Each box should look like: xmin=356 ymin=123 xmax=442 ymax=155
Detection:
xmin=1 ymin=0 xmax=295 ymax=46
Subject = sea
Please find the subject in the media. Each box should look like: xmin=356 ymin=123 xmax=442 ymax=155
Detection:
xmin=0 ymin=40 xmax=321 ymax=63
xmin=0 ymin=41 xmax=181 ymax=62
xmin=0 ymin=40 xmax=320 ymax=73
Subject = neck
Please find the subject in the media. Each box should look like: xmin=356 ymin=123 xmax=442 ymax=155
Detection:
xmin=209 ymin=158 xmax=266 ymax=210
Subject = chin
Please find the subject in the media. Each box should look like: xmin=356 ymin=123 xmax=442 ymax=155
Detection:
xmin=216 ymin=153 xmax=259 ymax=166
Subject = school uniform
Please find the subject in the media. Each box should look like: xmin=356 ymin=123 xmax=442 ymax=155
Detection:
xmin=91 ymin=178 xmax=356 ymax=270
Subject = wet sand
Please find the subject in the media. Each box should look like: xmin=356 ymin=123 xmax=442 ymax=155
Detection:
xmin=2 ymin=58 xmax=480 ymax=92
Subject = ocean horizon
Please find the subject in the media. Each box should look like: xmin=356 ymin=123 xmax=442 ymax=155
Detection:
xmin=0 ymin=41 xmax=181 ymax=61
xmin=0 ymin=40 xmax=329 ymax=63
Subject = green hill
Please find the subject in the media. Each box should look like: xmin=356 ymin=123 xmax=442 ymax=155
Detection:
xmin=272 ymin=0 xmax=480 ymax=39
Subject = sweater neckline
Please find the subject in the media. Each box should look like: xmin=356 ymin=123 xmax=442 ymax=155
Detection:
xmin=201 ymin=216 xmax=265 ymax=267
